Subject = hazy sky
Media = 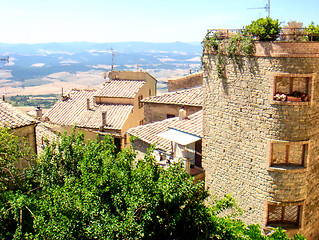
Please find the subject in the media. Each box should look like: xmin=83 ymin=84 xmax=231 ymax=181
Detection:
xmin=0 ymin=0 xmax=318 ymax=43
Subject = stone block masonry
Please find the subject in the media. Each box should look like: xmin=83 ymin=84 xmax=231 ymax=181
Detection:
xmin=202 ymin=42 xmax=319 ymax=239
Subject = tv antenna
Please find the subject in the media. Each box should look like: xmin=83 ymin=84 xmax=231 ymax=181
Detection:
xmin=109 ymin=48 xmax=119 ymax=71
xmin=248 ymin=0 xmax=270 ymax=17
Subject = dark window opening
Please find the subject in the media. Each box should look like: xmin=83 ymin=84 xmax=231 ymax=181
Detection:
xmin=267 ymin=204 xmax=301 ymax=228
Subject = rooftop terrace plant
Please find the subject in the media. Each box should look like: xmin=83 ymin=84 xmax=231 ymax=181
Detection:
xmin=244 ymin=17 xmax=282 ymax=41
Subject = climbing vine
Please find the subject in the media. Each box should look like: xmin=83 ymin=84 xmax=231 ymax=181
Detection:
xmin=202 ymin=30 xmax=255 ymax=78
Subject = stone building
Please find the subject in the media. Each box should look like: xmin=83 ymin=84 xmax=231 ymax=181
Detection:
xmin=141 ymin=86 xmax=202 ymax=124
xmin=0 ymin=99 xmax=37 ymax=168
xmin=167 ymin=72 xmax=203 ymax=92
xmin=202 ymin=36 xmax=319 ymax=239
xmin=43 ymin=71 xmax=157 ymax=149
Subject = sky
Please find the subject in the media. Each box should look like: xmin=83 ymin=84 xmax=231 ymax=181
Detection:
xmin=0 ymin=0 xmax=318 ymax=44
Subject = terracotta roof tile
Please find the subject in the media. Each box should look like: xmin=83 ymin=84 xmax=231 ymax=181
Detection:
xmin=0 ymin=99 xmax=36 ymax=129
xmin=43 ymin=89 xmax=133 ymax=130
xmin=94 ymin=80 xmax=145 ymax=98
xmin=127 ymin=110 xmax=203 ymax=152
xmin=141 ymin=86 xmax=202 ymax=106
xmin=170 ymin=110 xmax=203 ymax=137
xmin=127 ymin=117 xmax=178 ymax=152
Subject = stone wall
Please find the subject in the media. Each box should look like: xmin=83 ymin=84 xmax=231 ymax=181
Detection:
xmin=202 ymin=42 xmax=319 ymax=239
xmin=144 ymin=103 xmax=201 ymax=124
xmin=168 ymin=72 xmax=203 ymax=92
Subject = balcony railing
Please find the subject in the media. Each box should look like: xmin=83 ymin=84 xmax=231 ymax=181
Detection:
xmin=206 ymin=28 xmax=319 ymax=42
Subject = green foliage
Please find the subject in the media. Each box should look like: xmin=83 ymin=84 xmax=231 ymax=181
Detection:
xmin=7 ymin=94 xmax=60 ymax=108
xmin=306 ymin=21 xmax=319 ymax=41
xmin=0 ymin=128 xmax=306 ymax=239
xmin=244 ymin=17 xmax=282 ymax=41
xmin=202 ymin=31 xmax=255 ymax=78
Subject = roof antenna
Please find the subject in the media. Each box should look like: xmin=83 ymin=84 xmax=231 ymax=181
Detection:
xmin=109 ymin=47 xmax=119 ymax=71
xmin=248 ymin=0 xmax=270 ymax=17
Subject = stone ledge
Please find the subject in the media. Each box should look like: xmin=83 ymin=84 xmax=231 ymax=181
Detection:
xmin=268 ymin=166 xmax=307 ymax=173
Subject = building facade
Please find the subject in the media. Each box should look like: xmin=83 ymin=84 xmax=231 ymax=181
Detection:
xmin=43 ymin=71 xmax=157 ymax=148
xmin=141 ymin=86 xmax=202 ymax=124
xmin=202 ymin=41 xmax=319 ymax=239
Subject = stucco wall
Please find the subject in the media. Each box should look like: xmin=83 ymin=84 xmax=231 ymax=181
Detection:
xmin=144 ymin=103 xmax=201 ymax=124
xmin=12 ymin=124 xmax=37 ymax=153
xmin=202 ymin=42 xmax=319 ymax=239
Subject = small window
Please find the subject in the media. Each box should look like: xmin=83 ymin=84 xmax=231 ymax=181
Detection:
xmin=273 ymin=76 xmax=311 ymax=102
xmin=149 ymin=89 xmax=152 ymax=96
xmin=270 ymin=142 xmax=308 ymax=167
xmin=267 ymin=204 xmax=301 ymax=228
xmin=167 ymin=114 xmax=175 ymax=119
xmin=138 ymin=95 xmax=143 ymax=108
xmin=139 ymin=119 xmax=144 ymax=125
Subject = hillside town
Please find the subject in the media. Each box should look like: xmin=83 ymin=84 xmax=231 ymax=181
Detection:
xmin=1 ymin=18 xmax=319 ymax=239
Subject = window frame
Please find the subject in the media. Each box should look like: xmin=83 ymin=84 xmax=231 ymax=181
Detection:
xmin=138 ymin=95 xmax=143 ymax=108
xmin=271 ymin=73 xmax=313 ymax=105
xmin=269 ymin=140 xmax=309 ymax=168
xmin=267 ymin=203 xmax=302 ymax=228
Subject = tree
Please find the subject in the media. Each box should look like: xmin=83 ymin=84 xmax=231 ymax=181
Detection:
xmin=0 ymin=129 xmax=305 ymax=239
xmin=244 ymin=17 xmax=282 ymax=41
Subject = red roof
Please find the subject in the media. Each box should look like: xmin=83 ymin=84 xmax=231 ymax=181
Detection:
xmin=94 ymin=80 xmax=145 ymax=98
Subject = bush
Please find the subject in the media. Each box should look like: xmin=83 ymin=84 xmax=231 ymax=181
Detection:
xmin=306 ymin=21 xmax=319 ymax=41
xmin=245 ymin=17 xmax=282 ymax=41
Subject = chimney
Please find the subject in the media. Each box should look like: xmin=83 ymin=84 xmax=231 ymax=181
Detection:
xmin=87 ymin=98 xmax=90 ymax=110
xmin=179 ymin=108 xmax=186 ymax=121
xmin=101 ymin=110 xmax=107 ymax=126
xmin=189 ymin=68 xmax=192 ymax=74
xmin=36 ymin=106 xmax=42 ymax=120
xmin=2 ymin=94 xmax=5 ymax=102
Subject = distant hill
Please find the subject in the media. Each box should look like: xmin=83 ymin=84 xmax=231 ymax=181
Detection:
xmin=0 ymin=41 xmax=202 ymax=96
xmin=0 ymin=41 xmax=202 ymax=55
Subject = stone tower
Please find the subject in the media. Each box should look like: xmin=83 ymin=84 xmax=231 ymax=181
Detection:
xmin=202 ymin=38 xmax=319 ymax=239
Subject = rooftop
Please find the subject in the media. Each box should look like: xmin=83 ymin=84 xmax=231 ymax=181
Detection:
xmin=43 ymin=89 xmax=133 ymax=130
xmin=0 ymin=99 xmax=36 ymax=129
xmin=94 ymin=80 xmax=145 ymax=99
xmin=127 ymin=110 xmax=203 ymax=152
xmin=141 ymin=86 xmax=202 ymax=107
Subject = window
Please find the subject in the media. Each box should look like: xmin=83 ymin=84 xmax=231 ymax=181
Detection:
xmin=167 ymin=114 xmax=175 ymax=119
xmin=273 ymin=76 xmax=311 ymax=102
xmin=270 ymin=142 xmax=308 ymax=167
xmin=139 ymin=119 xmax=144 ymax=125
xmin=138 ymin=95 xmax=143 ymax=108
xmin=267 ymin=204 xmax=301 ymax=228
xmin=149 ymin=89 xmax=152 ymax=96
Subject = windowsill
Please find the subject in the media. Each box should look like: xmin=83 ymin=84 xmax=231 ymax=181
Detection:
xmin=268 ymin=165 xmax=306 ymax=172
xmin=271 ymin=100 xmax=310 ymax=106
xmin=265 ymin=223 xmax=300 ymax=230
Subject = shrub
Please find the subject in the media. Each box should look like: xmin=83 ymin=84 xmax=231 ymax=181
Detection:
xmin=306 ymin=21 xmax=319 ymax=41
xmin=245 ymin=17 xmax=281 ymax=41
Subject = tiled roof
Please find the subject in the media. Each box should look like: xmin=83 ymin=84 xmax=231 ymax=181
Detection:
xmin=43 ymin=89 xmax=133 ymax=130
xmin=127 ymin=110 xmax=203 ymax=152
xmin=170 ymin=110 xmax=203 ymax=137
xmin=94 ymin=80 xmax=145 ymax=98
xmin=0 ymin=99 xmax=36 ymax=129
xmin=77 ymin=104 xmax=133 ymax=130
xmin=43 ymin=89 xmax=97 ymax=126
xmin=141 ymin=86 xmax=202 ymax=106
xmin=127 ymin=117 xmax=178 ymax=152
